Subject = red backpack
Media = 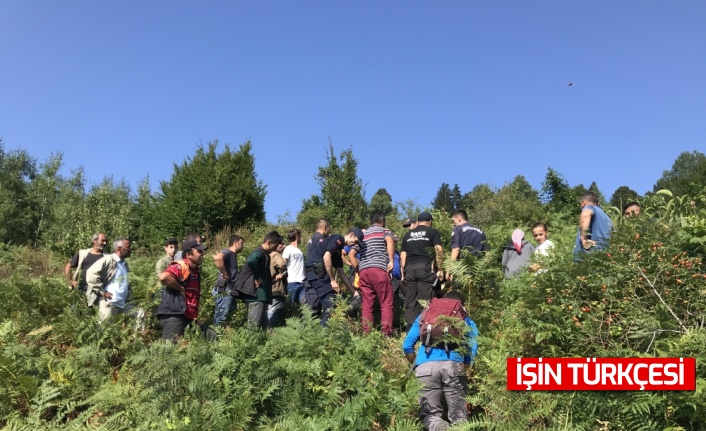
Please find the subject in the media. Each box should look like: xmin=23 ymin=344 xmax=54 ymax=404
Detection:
xmin=419 ymin=297 xmax=468 ymax=354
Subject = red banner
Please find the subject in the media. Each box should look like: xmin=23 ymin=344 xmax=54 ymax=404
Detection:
xmin=506 ymin=357 xmax=696 ymax=391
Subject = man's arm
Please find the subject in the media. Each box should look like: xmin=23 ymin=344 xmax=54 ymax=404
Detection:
xmin=400 ymin=251 xmax=406 ymax=281
xmin=64 ymin=261 xmax=76 ymax=289
xmin=160 ymin=271 xmax=185 ymax=296
xmin=246 ymin=251 xmax=263 ymax=288
xmin=450 ymin=248 xmax=460 ymax=261
xmin=385 ymin=235 xmax=395 ymax=273
xmin=579 ymin=208 xmax=595 ymax=249
xmin=323 ymin=251 xmax=341 ymax=293
xmin=86 ymin=257 xmax=112 ymax=300
xmin=213 ymin=252 xmax=229 ymax=281
xmin=336 ymin=267 xmax=355 ymax=294
xmin=434 ymin=245 xmax=444 ymax=279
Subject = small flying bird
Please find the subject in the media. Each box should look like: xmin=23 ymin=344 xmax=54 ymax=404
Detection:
xmin=568 ymin=82 xmax=574 ymax=87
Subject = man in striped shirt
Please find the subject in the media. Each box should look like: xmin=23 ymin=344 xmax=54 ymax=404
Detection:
xmin=357 ymin=211 xmax=395 ymax=335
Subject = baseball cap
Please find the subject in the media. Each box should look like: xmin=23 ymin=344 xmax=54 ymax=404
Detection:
xmin=348 ymin=227 xmax=364 ymax=243
xmin=402 ymin=217 xmax=415 ymax=227
xmin=181 ymin=239 xmax=207 ymax=252
xmin=417 ymin=211 xmax=433 ymax=222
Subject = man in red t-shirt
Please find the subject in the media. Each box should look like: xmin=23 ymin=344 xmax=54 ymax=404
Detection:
xmin=158 ymin=239 xmax=207 ymax=341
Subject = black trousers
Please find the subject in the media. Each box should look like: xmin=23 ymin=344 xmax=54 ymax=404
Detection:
xmin=403 ymin=262 xmax=437 ymax=332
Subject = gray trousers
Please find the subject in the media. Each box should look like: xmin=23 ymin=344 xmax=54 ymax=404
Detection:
xmin=415 ymin=361 xmax=469 ymax=431
xmin=247 ymin=301 xmax=268 ymax=330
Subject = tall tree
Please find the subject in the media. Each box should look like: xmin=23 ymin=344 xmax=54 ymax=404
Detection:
xmin=0 ymin=142 xmax=37 ymax=244
xmin=587 ymin=181 xmax=606 ymax=204
xmin=450 ymin=183 xmax=463 ymax=211
xmin=158 ymin=140 xmax=266 ymax=237
xmin=610 ymin=186 xmax=641 ymax=209
xmin=461 ymin=184 xmax=496 ymax=228
xmin=431 ymin=183 xmax=454 ymax=213
xmin=369 ymin=188 xmax=396 ymax=216
xmin=297 ymin=142 xmax=367 ymax=231
xmin=654 ymin=150 xmax=706 ymax=196
xmin=541 ymin=168 xmax=575 ymax=214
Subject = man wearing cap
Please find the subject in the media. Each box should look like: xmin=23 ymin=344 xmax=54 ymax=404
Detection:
xmin=400 ymin=211 xmax=444 ymax=332
xmin=403 ymin=216 xmax=417 ymax=231
xmin=450 ymin=209 xmax=489 ymax=260
xmin=158 ymin=238 xmax=207 ymax=341
xmin=357 ymin=211 xmax=395 ymax=335
xmin=304 ymin=228 xmax=361 ymax=326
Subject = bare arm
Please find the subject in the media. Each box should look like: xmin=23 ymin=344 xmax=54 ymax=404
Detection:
xmin=400 ymin=251 xmax=406 ymax=281
xmin=348 ymin=249 xmax=359 ymax=270
xmin=579 ymin=208 xmax=595 ymax=248
xmin=160 ymin=272 xmax=185 ymax=295
xmin=213 ymin=252 xmax=229 ymax=280
xmin=64 ymin=262 xmax=76 ymax=289
xmin=323 ymin=251 xmax=339 ymax=292
xmin=435 ymin=245 xmax=444 ymax=279
xmin=336 ymin=267 xmax=355 ymax=294
xmin=385 ymin=236 xmax=395 ymax=273
xmin=450 ymin=247 xmax=460 ymax=261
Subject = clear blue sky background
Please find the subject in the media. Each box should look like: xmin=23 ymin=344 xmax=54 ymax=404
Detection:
xmin=2 ymin=1 xmax=705 ymax=222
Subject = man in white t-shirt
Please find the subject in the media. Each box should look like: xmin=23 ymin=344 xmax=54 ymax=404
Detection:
xmin=283 ymin=228 xmax=306 ymax=303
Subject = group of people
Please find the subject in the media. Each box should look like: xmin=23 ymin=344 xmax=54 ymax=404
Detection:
xmin=62 ymin=191 xmax=630 ymax=430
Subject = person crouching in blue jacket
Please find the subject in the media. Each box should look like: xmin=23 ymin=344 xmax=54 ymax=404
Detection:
xmin=403 ymin=290 xmax=479 ymax=431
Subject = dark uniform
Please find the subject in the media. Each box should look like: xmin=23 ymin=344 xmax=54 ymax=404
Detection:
xmin=400 ymin=225 xmax=443 ymax=331
xmin=305 ymin=234 xmax=346 ymax=326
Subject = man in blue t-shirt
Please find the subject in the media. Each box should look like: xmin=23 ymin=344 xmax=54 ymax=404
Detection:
xmin=574 ymin=192 xmax=613 ymax=260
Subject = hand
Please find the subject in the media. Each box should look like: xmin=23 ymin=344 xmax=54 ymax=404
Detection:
xmin=387 ymin=262 xmax=393 ymax=273
xmin=581 ymin=238 xmax=596 ymax=250
xmin=254 ymin=278 xmax=262 ymax=288
xmin=103 ymin=291 xmax=113 ymax=300
xmin=68 ymin=280 xmax=77 ymax=290
xmin=221 ymin=272 xmax=229 ymax=281
xmin=331 ymin=280 xmax=340 ymax=293
xmin=445 ymin=272 xmax=454 ymax=282
xmin=275 ymin=274 xmax=283 ymax=281
xmin=436 ymin=270 xmax=445 ymax=280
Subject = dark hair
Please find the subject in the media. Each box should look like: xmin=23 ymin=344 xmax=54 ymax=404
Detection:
xmin=184 ymin=232 xmax=201 ymax=242
xmin=228 ymin=235 xmax=243 ymax=246
xmin=264 ymin=231 xmax=283 ymax=244
xmin=531 ymin=222 xmax=548 ymax=232
xmin=623 ymin=201 xmax=641 ymax=213
xmin=444 ymin=290 xmax=465 ymax=303
xmin=370 ymin=211 xmax=385 ymax=225
xmin=582 ymin=192 xmax=599 ymax=205
xmin=164 ymin=237 xmax=178 ymax=247
xmin=452 ymin=209 xmax=468 ymax=221
xmin=287 ymin=228 xmax=301 ymax=242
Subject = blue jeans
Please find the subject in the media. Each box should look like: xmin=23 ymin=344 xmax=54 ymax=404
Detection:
xmin=213 ymin=292 xmax=236 ymax=326
xmin=267 ymin=296 xmax=286 ymax=329
xmin=287 ymin=282 xmax=304 ymax=304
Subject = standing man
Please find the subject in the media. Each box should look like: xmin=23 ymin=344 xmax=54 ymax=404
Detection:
xmin=403 ymin=290 xmax=478 ymax=431
xmin=306 ymin=218 xmax=330 ymax=258
xmin=158 ymin=239 xmax=208 ymax=341
xmin=450 ymin=209 xmax=489 ymax=260
xmin=357 ymin=211 xmax=395 ymax=335
xmin=282 ymin=229 xmax=306 ymax=304
xmin=233 ymin=231 xmax=282 ymax=330
xmin=155 ymin=238 xmax=178 ymax=277
xmin=86 ymin=238 xmax=144 ymax=328
xmin=400 ymin=212 xmax=444 ymax=332
xmin=64 ymin=233 xmax=108 ymax=292
xmin=574 ymin=192 xmax=613 ymax=259
xmin=305 ymin=228 xmax=361 ymax=326
xmin=212 ymin=235 xmax=244 ymax=326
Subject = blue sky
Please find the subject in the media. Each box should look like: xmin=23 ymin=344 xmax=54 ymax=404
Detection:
xmin=2 ymin=1 xmax=705 ymax=222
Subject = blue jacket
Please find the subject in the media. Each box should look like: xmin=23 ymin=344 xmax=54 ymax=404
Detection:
xmin=403 ymin=315 xmax=479 ymax=366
